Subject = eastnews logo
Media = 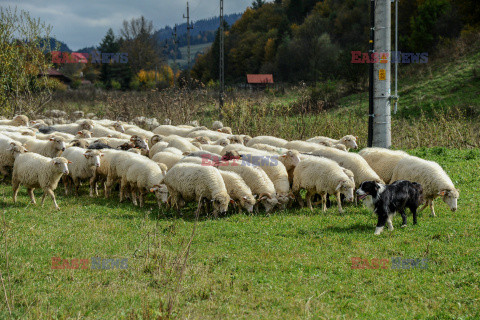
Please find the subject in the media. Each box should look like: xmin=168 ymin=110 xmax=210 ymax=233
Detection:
xmin=351 ymin=257 xmax=428 ymax=269
xmin=51 ymin=51 xmax=128 ymax=64
xmin=51 ymin=257 xmax=128 ymax=270
xmin=351 ymin=51 xmax=428 ymax=64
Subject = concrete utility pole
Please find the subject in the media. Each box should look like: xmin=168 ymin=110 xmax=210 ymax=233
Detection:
xmin=219 ymin=0 xmax=225 ymax=119
xmin=372 ymin=0 xmax=391 ymax=148
xmin=183 ymin=2 xmax=194 ymax=71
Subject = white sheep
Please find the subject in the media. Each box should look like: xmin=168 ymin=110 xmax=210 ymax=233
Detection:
xmin=75 ymin=130 xmax=92 ymax=139
xmin=246 ymin=136 xmax=288 ymax=148
xmin=105 ymin=151 xmax=145 ymax=199
xmin=212 ymin=138 xmax=230 ymax=147
xmin=309 ymin=148 xmax=384 ymax=188
xmin=163 ymin=163 xmax=230 ymax=216
xmin=250 ymin=143 xmax=288 ymax=155
xmin=62 ymin=147 xmax=102 ymax=196
xmin=123 ymin=157 xmax=167 ymax=208
xmin=186 ymin=129 xmax=228 ymax=140
xmin=0 ymin=135 xmax=28 ymax=177
xmin=307 ymin=135 xmax=358 ymax=150
xmin=200 ymin=144 xmax=224 ymax=155
xmin=217 ymin=159 xmax=278 ymax=212
xmin=12 ymin=153 xmax=70 ymax=210
xmin=149 ymin=141 xmax=169 ymax=158
xmin=1 ymin=131 xmax=36 ymax=144
xmin=358 ymin=147 xmax=409 ymax=183
xmin=212 ymin=121 xmax=223 ymax=130
xmin=0 ymin=115 xmax=29 ymax=127
xmin=166 ymin=137 xmax=200 ymax=153
xmin=219 ymin=170 xmax=256 ymax=213
xmin=151 ymin=152 xmax=184 ymax=170
xmin=391 ymin=155 xmax=459 ymax=216
xmin=149 ymin=134 xmax=164 ymax=149
xmin=283 ymin=140 xmax=327 ymax=153
xmin=278 ymin=150 xmax=301 ymax=186
xmin=24 ymin=136 xmax=66 ymax=158
xmin=293 ymin=157 xmax=355 ymax=213
xmin=91 ymin=124 xmax=130 ymax=139
xmin=125 ymin=127 xmax=154 ymax=139
xmin=152 ymin=125 xmax=207 ymax=137
xmin=51 ymin=120 xmax=94 ymax=135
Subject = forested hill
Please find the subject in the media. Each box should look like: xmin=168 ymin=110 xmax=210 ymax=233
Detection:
xmin=155 ymin=13 xmax=242 ymax=47
xmin=192 ymin=0 xmax=480 ymax=84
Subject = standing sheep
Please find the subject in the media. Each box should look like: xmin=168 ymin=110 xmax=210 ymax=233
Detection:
xmin=358 ymin=147 xmax=409 ymax=184
xmin=219 ymin=170 xmax=256 ymax=213
xmin=163 ymin=163 xmax=230 ymax=216
xmin=292 ymin=157 xmax=355 ymax=213
xmin=390 ymin=155 xmax=459 ymax=216
xmin=24 ymin=136 xmax=66 ymax=158
xmin=0 ymin=135 xmax=28 ymax=177
xmin=12 ymin=153 xmax=70 ymax=210
xmin=62 ymin=147 xmax=102 ymax=196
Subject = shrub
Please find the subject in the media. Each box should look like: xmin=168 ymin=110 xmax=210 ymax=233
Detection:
xmin=111 ymin=80 xmax=121 ymax=90
xmin=70 ymin=79 xmax=82 ymax=89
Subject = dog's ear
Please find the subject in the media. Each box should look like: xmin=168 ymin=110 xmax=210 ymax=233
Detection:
xmin=374 ymin=182 xmax=380 ymax=191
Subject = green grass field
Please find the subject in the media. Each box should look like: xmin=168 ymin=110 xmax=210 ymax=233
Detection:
xmin=1 ymin=147 xmax=479 ymax=319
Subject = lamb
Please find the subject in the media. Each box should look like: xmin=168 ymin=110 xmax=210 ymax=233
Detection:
xmin=163 ymin=163 xmax=230 ymax=216
xmin=123 ymin=157 xmax=167 ymax=207
xmin=217 ymin=159 xmax=278 ymax=212
xmin=12 ymin=153 xmax=70 ymax=210
xmin=219 ymin=171 xmax=256 ymax=213
xmin=0 ymin=115 xmax=29 ymax=127
xmin=212 ymin=121 xmax=223 ymax=130
xmin=306 ymin=135 xmax=358 ymax=150
xmin=24 ymin=136 xmax=66 ymax=158
xmin=50 ymin=120 xmax=94 ymax=135
xmin=151 ymin=152 xmax=184 ymax=170
xmin=246 ymin=136 xmax=288 ymax=148
xmin=308 ymin=147 xmax=384 ymax=188
xmin=0 ymin=135 xmax=28 ymax=177
xmin=292 ymin=157 xmax=355 ymax=213
xmin=62 ymin=147 xmax=102 ymax=196
xmin=390 ymin=155 xmax=459 ymax=216
xmin=152 ymin=125 xmax=207 ymax=137
xmin=358 ymin=148 xmax=409 ymax=184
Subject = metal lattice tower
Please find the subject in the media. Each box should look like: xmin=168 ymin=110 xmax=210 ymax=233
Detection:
xmin=183 ymin=2 xmax=194 ymax=71
xmin=219 ymin=0 xmax=225 ymax=118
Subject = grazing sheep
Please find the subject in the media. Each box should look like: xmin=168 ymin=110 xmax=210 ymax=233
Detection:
xmin=308 ymin=148 xmax=384 ymax=188
xmin=241 ymin=135 xmax=252 ymax=145
xmin=71 ymin=111 xmax=84 ymax=120
xmin=192 ymin=136 xmax=211 ymax=144
xmin=212 ymin=138 xmax=230 ymax=147
xmin=212 ymin=121 xmax=223 ymax=130
xmin=390 ymin=155 xmax=459 ymax=216
xmin=125 ymin=127 xmax=154 ymax=139
xmin=166 ymin=137 xmax=200 ymax=153
xmin=62 ymin=147 xmax=102 ymax=196
xmin=307 ymin=135 xmax=358 ymax=150
xmin=0 ymin=135 xmax=28 ymax=177
xmin=292 ymin=157 xmax=355 ymax=213
xmin=163 ymin=163 xmax=230 ymax=216
xmin=227 ymin=135 xmax=244 ymax=145
xmin=24 ymin=136 xmax=66 ymax=158
xmin=124 ymin=157 xmax=167 ymax=207
xmin=0 ymin=115 xmax=29 ymax=127
xmin=246 ymin=136 xmax=288 ymax=148
xmin=12 ymin=153 xmax=70 ymax=210
xmin=36 ymin=132 xmax=75 ymax=141
xmin=105 ymin=151 xmax=145 ymax=199
xmin=151 ymin=152 xmax=184 ymax=170
xmin=219 ymin=170 xmax=256 ymax=213
xmin=278 ymin=150 xmax=301 ymax=186
xmin=186 ymin=129 xmax=228 ymax=140
xmin=250 ymin=143 xmax=288 ymax=155
xmin=44 ymin=109 xmax=67 ymax=118
xmin=69 ymin=139 xmax=90 ymax=149
xmin=218 ymin=127 xmax=232 ymax=134
xmin=148 ymin=134 xmax=164 ymax=148
xmin=91 ymin=124 xmax=130 ymax=138
xmin=51 ymin=120 xmax=94 ymax=135
xmin=152 ymin=125 xmax=207 ymax=137
xmin=358 ymin=148 xmax=409 ymax=184
xmin=218 ymin=159 xmax=278 ymax=213
xmin=1 ymin=131 xmax=36 ymax=144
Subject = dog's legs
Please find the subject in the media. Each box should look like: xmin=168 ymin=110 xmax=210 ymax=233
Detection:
xmin=400 ymin=209 xmax=407 ymax=227
xmin=429 ymin=200 xmax=436 ymax=217
xmin=375 ymin=210 xmax=388 ymax=235
xmin=387 ymin=214 xmax=394 ymax=231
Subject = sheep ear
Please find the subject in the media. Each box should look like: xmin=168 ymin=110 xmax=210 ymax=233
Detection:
xmin=280 ymin=154 xmax=286 ymax=158
xmin=68 ymin=160 xmax=72 ymax=164
xmin=336 ymin=181 xmax=345 ymax=191
xmin=242 ymin=196 xmax=248 ymax=200
xmin=107 ymin=135 xmax=112 ymax=138
xmin=49 ymin=137 xmax=55 ymax=141
xmin=438 ymin=190 xmax=446 ymax=196
xmin=230 ymin=199 xmax=235 ymax=204
xmin=130 ymin=137 xmax=135 ymax=141
xmin=100 ymin=154 xmax=104 ymax=157
xmin=77 ymin=131 xmax=82 ymax=134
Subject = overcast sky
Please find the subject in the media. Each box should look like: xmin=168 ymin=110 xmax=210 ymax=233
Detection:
xmin=1 ymin=0 xmax=257 ymax=50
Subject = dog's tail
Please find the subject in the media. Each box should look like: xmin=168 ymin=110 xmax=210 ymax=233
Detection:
xmin=412 ymin=182 xmax=424 ymax=205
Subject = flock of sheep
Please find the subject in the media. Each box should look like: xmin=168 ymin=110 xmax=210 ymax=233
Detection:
xmin=0 ymin=112 xmax=459 ymax=230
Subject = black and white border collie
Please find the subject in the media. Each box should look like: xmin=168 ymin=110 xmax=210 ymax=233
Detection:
xmin=356 ymin=180 xmax=424 ymax=235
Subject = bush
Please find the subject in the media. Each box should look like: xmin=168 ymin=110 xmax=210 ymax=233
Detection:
xmin=70 ymin=79 xmax=82 ymax=90
xmin=111 ymin=80 xmax=121 ymax=90
xmin=129 ymin=77 xmax=140 ymax=91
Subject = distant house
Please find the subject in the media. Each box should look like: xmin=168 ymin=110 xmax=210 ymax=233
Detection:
xmin=246 ymin=74 xmax=273 ymax=90
xmin=38 ymin=68 xmax=71 ymax=84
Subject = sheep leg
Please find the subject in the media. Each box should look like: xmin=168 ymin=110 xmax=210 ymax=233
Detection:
xmin=139 ymin=190 xmax=146 ymax=208
xmin=105 ymin=175 xmax=115 ymax=198
xmin=429 ymin=200 xmax=436 ymax=217
xmin=322 ymin=193 xmax=327 ymax=212
xmin=305 ymin=191 xmax=314 ymax=211
xmin=27 ymin=188 xmax=36 ymax=205
xmin=12 ymin=180 xmax=20 ymax=203
xmin=336 ymin=192 xmax=344 ymax=214
xmin=73 ymin=178 xmax=80 ymax=196
xmin=89 ymin=177 xmax=96 ymax=197
xmin=119 ymin=178 xmax=127 ymax=202
xmin=42 ymin=188 xmax=60 ymax=210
